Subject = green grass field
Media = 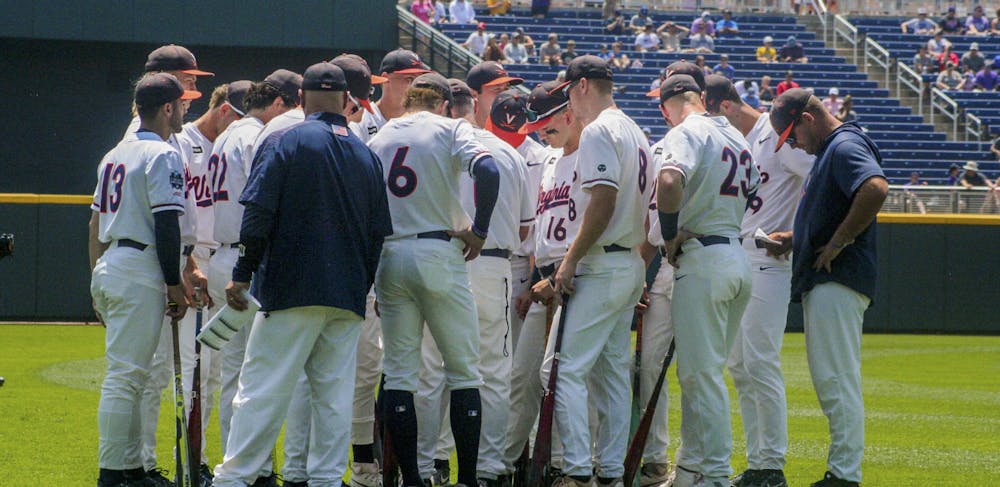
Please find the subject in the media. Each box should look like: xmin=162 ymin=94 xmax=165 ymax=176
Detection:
xmin=0 ymin=325 xmax=998 ymax=486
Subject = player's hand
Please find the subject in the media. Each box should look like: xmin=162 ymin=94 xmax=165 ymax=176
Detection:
xmin=184 ymin=268 xmax=212 ymax=308
xmin=553 ymin=259 xmax=577 ymax=295
xmin=530 ymin=277 xmax=557 ymax=304
xmin=514 ymin=289 xmax=533 ymax=320
xmin=763 ymin=231 xmax=794 ymax=260
xmin=634 ymin=284 xmax=650 ymax=314
xmin=664 ymin=229 xmax=701 ymax=268
xmin=166 ymin=285 xmax=189 ymax=321
xmin=225 ymin=281 xmax=251 ymax=311
xmin=813 ymin=240 xmax=850 ymax=273
xmin=447 ymin=227 xmax=486 ymax=261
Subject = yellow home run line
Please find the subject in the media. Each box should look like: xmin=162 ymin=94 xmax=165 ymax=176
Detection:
xmin=2 ymin=193 xmax=1000 ymax=225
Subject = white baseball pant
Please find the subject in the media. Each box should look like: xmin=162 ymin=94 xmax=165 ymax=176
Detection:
xmin=638 ymin=261 xmax=674 ymax=465
xmin=509 ymin=255 xmax=532 ymax=351
xmin=672 ymin=239 xmax=751 ymax=483
xmin=92 ymin=245 xmax=167 ymax=470
xmin=416 ymin=325 xmax=452 ymax=479
xmin=727 ymin=242 xmax=791 ymax=471
xmin=208 ymin=245 xmax=242 ymax=457
xmin=212 ymin=305 xmax=362 ymax=487
xmin=803 ymin=281 xmax=869 ymax=483
xmin=503 ymin=300 xmax=552 ymax=472
xmin=549 ymin=251 xmax=644 ymax=478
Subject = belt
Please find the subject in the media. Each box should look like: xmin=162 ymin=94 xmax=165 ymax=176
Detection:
xmin=182 ymin=245 xmax=195 ymax=256
xmin=416 ymin=231 xmax=451 ymax=241
xmin=480 ymin=248 xmax=511 ymax=259
xmin=697 ymin=236 xmax=735 ymax=247
xmin=537 ymin=261 xmax=560 ymax=278
xmin=603 ymin=244 xmax=630 ymax=252
xmin=117 ymin=239 xmax=148 ymax=251
xmin=737 ymin=237 xmax=768 ymax=249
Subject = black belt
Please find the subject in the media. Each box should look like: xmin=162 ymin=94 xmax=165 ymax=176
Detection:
xmin=182 ymin=245 xmax=195 ymax=256
xmin=737 ymin=237 xmax=768 ymax=249
xmin=480 ymin=248 xmax=511 ymax=259
xmin=537 ymin=261 xmax=561 ymax=278
xmin=117 ymin=239 xmax=148 ymax=251
xmin=416 ymin=231 xmax=451 ymax=241
xmin=697 ymin=236 xmax=734 ymax=247
xmin=603 ymin=244 xmax=630 ymax=252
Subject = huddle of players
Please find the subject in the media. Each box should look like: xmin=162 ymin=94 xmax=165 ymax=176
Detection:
xmin=86 ymin=41 xmax=842 ymax=487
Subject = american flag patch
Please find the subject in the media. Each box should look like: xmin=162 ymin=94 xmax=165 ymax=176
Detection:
xmin=332 ymin=124 xmax=349 ymax=137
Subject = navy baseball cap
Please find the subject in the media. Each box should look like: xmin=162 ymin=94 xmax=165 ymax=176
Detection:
xmin=552 ymin=55 xmax=613 ymax=93
xmin=519 ymin=80 xmax=570 ymax=134
xmin=302 ymin=62 xmax=348 ymax=91
xmin=448 ymin=78 xmax=474 ymax=99
xmin=646 ymin=61 xmax=705 ymax=98
xmin=770 ymin=88 xmax=812 ymax=152
xmin=379 ymin=49 xmax=432 ymax=75
xmin=485 ymin=89 xmax=528 ymax=148
xmin=135 ymin=72 xmax=201 ymax=108
xmin=264 ymin=69 xmax=303 ymax=104
xmin=703 ymin=74 xmax=739 ymax=113
xmin=331 ymin=54 xmax=388 ymax=113
xmin=466 ymin=61 xmax=524 ymax=92
xmin=225 ymin=80 xmax=253 ymax=116
xmin=411 ymin=72 xmax=454 ymax=106
xmin=144 ymin=44 xmax=214 ymax=76
xmin=658 ymin=74 xmax=701 ymax=104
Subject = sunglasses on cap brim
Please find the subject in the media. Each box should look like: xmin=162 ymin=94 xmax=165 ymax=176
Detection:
xmin=525 ymin=101 xmax=569 ymax=123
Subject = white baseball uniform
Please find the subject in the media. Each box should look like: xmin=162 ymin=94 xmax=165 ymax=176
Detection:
xmin=549 ymin=108 xmax=652 ymax=478
xmin=91 ymin=129 xmax=186 ymax=471
xmin=727 ymin=112 xmax=812 ymax=472
xmin=349 ymin=103 xmax=387 ymax=144
xmin=253 ymin=108 xmax=305 ymax=157
xmin=661 ymin=113 xmax=759 ymax=484
xmin=510 ymin=136 xmax=551 ymax=350
xmin=414 ymin=128 xmax=532 ymax=480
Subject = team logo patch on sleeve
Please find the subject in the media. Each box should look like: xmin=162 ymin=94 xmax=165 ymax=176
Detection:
xmin=169 ymin=171 xmax=185 ymax=190
xmin=654 ymin=147 xmax=663 ymax=155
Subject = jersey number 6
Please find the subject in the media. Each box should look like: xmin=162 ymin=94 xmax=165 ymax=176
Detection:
xmin=388 ymin=146 xmax=417 ymax=198
xmin=98 ymin=162 xmax=127 ymax=213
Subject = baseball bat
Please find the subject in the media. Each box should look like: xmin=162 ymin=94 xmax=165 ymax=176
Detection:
xmin=526 ymin=294 xmax=570 ymax=487
xmin=187 ymin=290 xmax=204 ymax=484
xmin=514 ymin=299 xmax=558 ymax=487
xmin=170 ymin=304 xmax=194 ymax=487
xmin=622 ymin=339 xmax=676 ymax=487
xmin=628 ymin=312 xmax=643 ymax=463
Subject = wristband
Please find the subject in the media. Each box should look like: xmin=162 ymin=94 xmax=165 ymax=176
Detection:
xmin=658 ymin=211 xmax=679 ymax=242
xmin=471 ymin=225 xmax=488 ymax=240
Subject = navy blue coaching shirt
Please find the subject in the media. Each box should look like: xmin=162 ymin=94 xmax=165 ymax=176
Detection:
xmin=239 ymin=112 xmax=393 ymax=316
xmin=791 ymin=122 xmax=884 ymax=304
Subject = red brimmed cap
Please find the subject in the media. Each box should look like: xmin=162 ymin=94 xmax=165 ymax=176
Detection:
xmin=332 ymin=54 xmax=383 ymax=114
xmin=466 ymin=61 xmax=524 ymax=92
xmin=769 ymin=88 xmax=812 ymax=152
xmin=144 ymin=45 xmax=214 ymax=76
xmin=518 ymin=80 xmax=569 ymax=134
xmin=485 ymin=89 xmax=528 ymax=148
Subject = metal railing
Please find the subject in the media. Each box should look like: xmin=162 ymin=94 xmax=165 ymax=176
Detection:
xmin=896 ymin=61 xmax=925 ymax=116
xmin=833 ymin=14 xmax=861 ymax=66
xmin=824 ymin=0 xmax=980 ymax=16
xmin=929 ymin=87 xmax=962 ymax=139
xmin=863 ymin=35 xmax=892 ymax=86
xmin=884 ymin=185 xmax=1000 ymax=215
xmin=397 ymin=5 xmax=481 ymax=79
xmin=965 ymin=112 xmax=989 ymax=146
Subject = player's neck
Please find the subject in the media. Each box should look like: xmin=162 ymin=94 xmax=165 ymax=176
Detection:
xmin=576 ymin=97 xmax=615 ymax=126
xmin=140 ymin=118 xmax=172 ymax=141
xmin=194 ymin=113 xmax=219 ymax=142
xmin=563 ymin=138 xmax=580 ymax=155
xmin=732 ymin=104 xmax=761 ymax=136
xmin=378 ymin=95 xmax=405 ymax=120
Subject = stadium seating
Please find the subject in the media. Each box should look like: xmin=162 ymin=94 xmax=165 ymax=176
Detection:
xmin=437 ymin=8 xmax=997 ymax=183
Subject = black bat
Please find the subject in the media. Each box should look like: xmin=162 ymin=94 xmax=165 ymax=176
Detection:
xmin=170 ymin=308 xmax=194 ymax=487
xmin=622 ymin=339 xmax=676 ymax=487
xmin=187 ymin=292 xmax=204 ymax=484
xmin=526 ymin=294 xmax=570 ymax=487
xmin=628 ymin=312 xmax=644 ymax=477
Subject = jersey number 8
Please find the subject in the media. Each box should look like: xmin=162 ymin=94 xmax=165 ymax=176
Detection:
xmin=98 ymin=162 xmax=127 ymax=213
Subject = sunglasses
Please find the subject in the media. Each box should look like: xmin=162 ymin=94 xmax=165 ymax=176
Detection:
xmin=525 ymin=101 xmax=569 ymax=123
xmin=783 ymin=118 xmax=802 ymax=147
xmin=347 ymin=92 xmax=363 ymax=115
xmin=562 ymin=79 xmax=580 ymax=97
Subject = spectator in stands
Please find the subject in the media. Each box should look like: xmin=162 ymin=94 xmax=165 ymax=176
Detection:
xmin=691 ymin=11 xmax=716 ymax=37
xmin=463 ymin=22 xmax=491 ymax=57
xmin=741 ymin=84 xmax=762 ymax=109
xmin=958 ymin=66 xmax=978 ymax=91
xmin=903 ymin=172 xmax=929 ymax=214
xmin=958 ymin=161 xmax=999 ymax=212
xmin=687 ymin=24 xmax=715 ymax=53
xmin=695 ymin=55 xmax=713 ymax=75
xmin=514 ymin=28 xmax=536 ymax=57
xmin=539 ymin=34 xmax=562 ymax=66
xmin=433 ymin=0 xmax=448 ymax=23
xmin=487 ymin=0 xmax=510 ymax=16
xmin=635 ymin=24 xmax=660 ymax=52
xmin=603 ymin=0 xmax=618 ymax=20
xmin=823 ymin=87 xmax=842 ymax=114
xmin=596 ymin=43 xmax=612 ymax=61
xmin=735 ymin=78 xmax=759 ymax=97
xmin=936 ymin=62 xmax=963 ymax=89
xmin=560 ymin=40 xmax=578 ymax=65
xmin=913 ymin=46 xmax=937 ymax=73
xmin=939 ymin=5 xmax=965 ymax=34
xmin=449 ymin=0 xmax=476 ymax=23
xmin=926 ymin=31 xmax=951 ymax=57
xmin=937 ymin=45 xmax=960 ymax=72
xmin=504 ymin=35 xmax=529 ymax=63
xmin=411 ymin=0 xmax=435 ymax=24
xmin=962 ymin=43 xmax=986 ymax=72
xmin=946 ymin=163 xmax=962 ymax=185
xmin=642 ymin=126 xmax=653 ymax=144
xmin=974 ymin=62 xmax=999 ymax=91
xmin=717 ymin=10 xmax=740 ymax=37
xmin=760 ymin=75 xmax=775 ymax=102
xmin=966 ymin=5 xmax=990 ymax=35
xmin=610 ymin=41 xmax=630 ymax=70
xmin=991 ymin=135 xmax=1000 ymax=161
xmin=757 ymin=36 xmax=777 ymax=63
xmin=607 ymin=10 xmax=627 ymax=35
xmin=776 ymin=70 xmax=800 ymax=96
xmin=630 ymin=6 xmax=653 ymax=33
xmin=713 ymin=54 xmax=736 ymax=80
xmin=657 ymin=21 xmax=689 ymax=53
xmin=779 ymin=35 xmax=808 ymax=63
xmin=992 ymin=8 xmax=1000 ymax=34
xmin=835 ymin=94 xmax=857 ymax=122
xmin=498 ymin=33 xmax=510 ymax=52
xmin=483 ymin=36 xmax=507 ymax=63
xmin=901 ymin=8 xmax=937 ymax=34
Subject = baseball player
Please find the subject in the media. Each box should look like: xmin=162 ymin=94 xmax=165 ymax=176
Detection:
xmin=654 ymin=74 xmax=760 ymax=487
xmin=368 ymin=72 xmax=501 ymax=487
xmin=702 ymin=75 xmax=813 ymax=487
xmin=208 ymin=69 xmax=300 ymax=486
xmin=350 ymin=49 xmax=431 ymax=143
xmin=466 ymin=61 xmax=523 ymax=131
xmin=414 ymin=83 xmax=533 ymax=487
xmin=90 ymin=72 xmax=198 ymax=487
xmin=548 ymin=55 xmax=654 ymax=487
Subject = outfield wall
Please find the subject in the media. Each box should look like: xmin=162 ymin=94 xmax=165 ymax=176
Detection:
xmin=1 ymin=201 xmax=998 ymax=333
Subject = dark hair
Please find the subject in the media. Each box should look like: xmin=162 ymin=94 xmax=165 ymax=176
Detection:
xmin=244 ymin=82 xmax=296 ymax=112
xmin=450 ymin=94 xmax=475 ymax=117
xmin=136 ymin=102 xmax=166 ymax=121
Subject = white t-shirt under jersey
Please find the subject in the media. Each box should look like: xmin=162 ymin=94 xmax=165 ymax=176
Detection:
xmin=210 ymin=116 xmax=263 ymax=245
xmin=252 ymin=108 xmax=305 ymax=158
xmin=740 ymin=112 xmax=813 ymax=238
xmin=534 ymin=149 xmax=589 ymax=267
xmin=92 ymin=130 xmax=186 ymax=246
xmin=176 ymin=122 xmax=217 ymax=248
xmin=350 ymin=103 xmax=388 ymax=144
xmin=576 ymin=108 xmax=656 ymax=249
xmin=368 ymin=111 xmax=491 ymax=240
xmin=660 ymin=113 xmax=761 ymax=238
xmin=460 ymin=129 xmax=533 ymax=253
xmin=515 ymin=136 xmax=552 ymax=257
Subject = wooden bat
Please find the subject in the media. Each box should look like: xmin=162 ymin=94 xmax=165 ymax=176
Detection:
xmin=622 ymin=339 xmax=675 ymax=487
xmin=187 ymin=291 xmax=204 ymax=484
xmin=526 ymin=294 xmax=569 ymax=487
xmin=170 ymin=306 xmax=194 ymax=487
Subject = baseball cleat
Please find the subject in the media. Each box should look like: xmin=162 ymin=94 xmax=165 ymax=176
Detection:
xmin=551 ymin=476 xmax=595 ymax=487
xmin=430 ymin=460 xmax=451 ymax=487
xmin=639 ymin=463 xmax=672 ymax=487
xmin=145 ymin=468 xmax=174 ymax=487
xmin=730 ymin=469 xmax=787 ymax=487
xmin=351 ymin=461 xmax=383 ymax=487
xmin=478 ymin=478 xmax=501 ymax=487
xmin=198 ymin=464 xmax=213 ymax=487
xmin=665 ymin=465 xmax=700 ymax=487
xmin=250 ymin=472 xmax=279 ymax=487
xmin=808 ymin=472 xmax=859 ymax=487
xmin=596 ymin=476 xmax=624 ymax=487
